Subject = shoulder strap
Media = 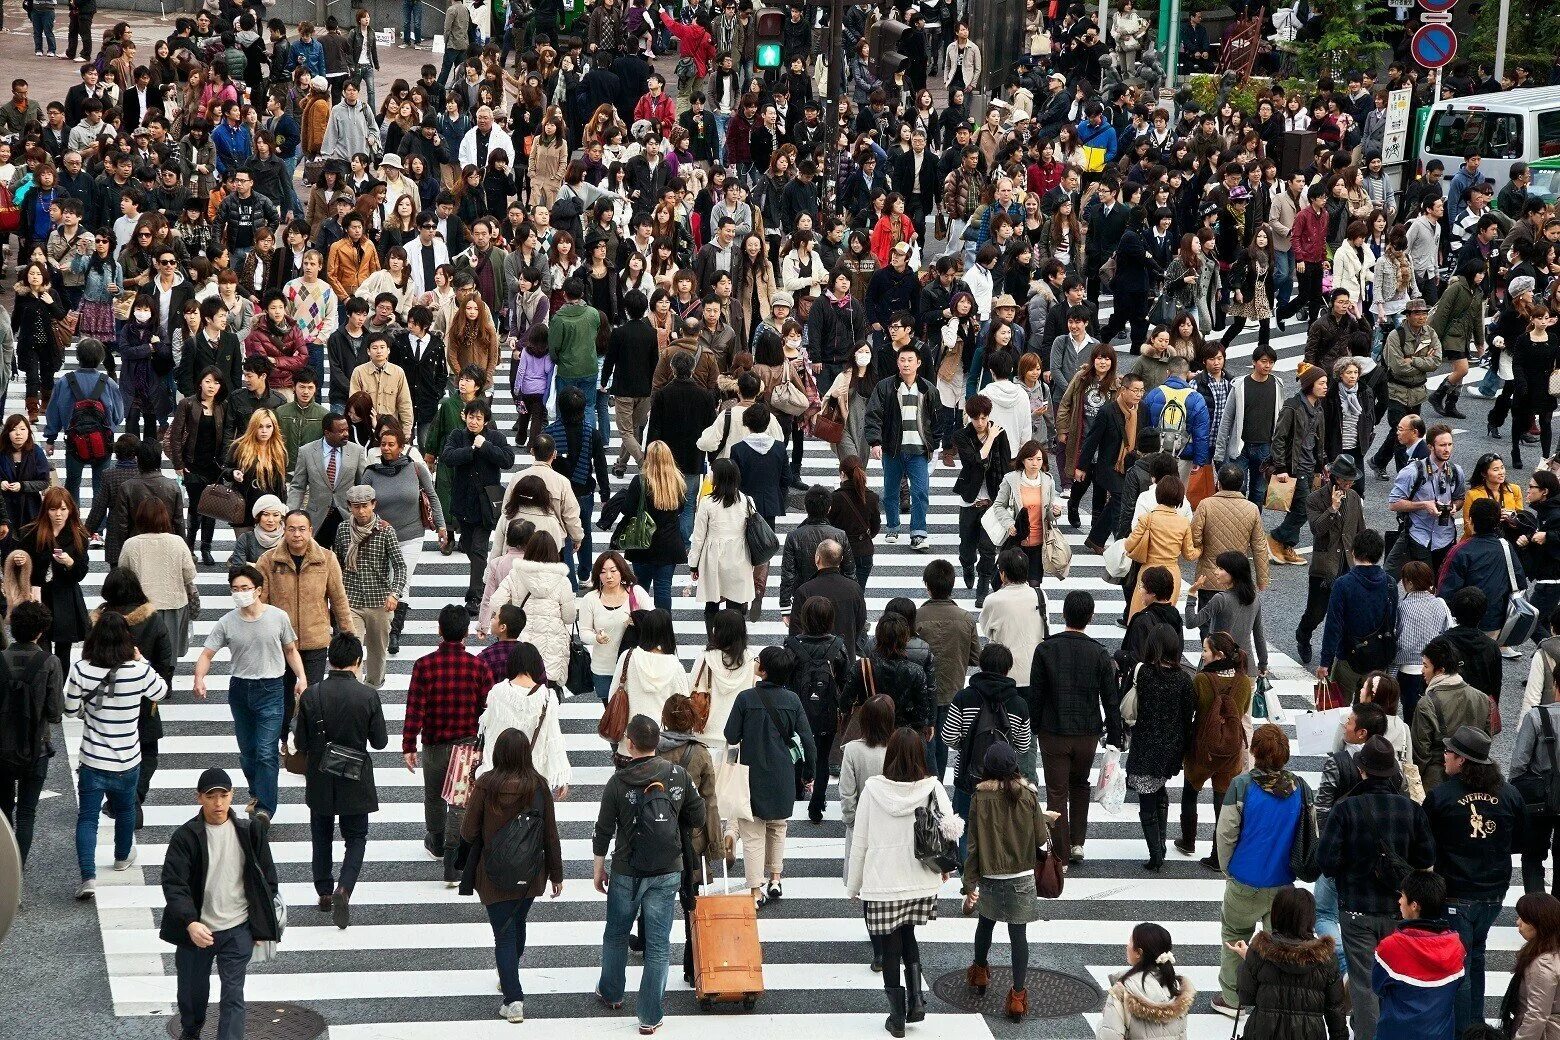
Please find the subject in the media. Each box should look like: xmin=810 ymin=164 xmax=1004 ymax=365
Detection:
xmin=860 ymin=657 xmax=877 ymax=700
xmin=530 ymin=686 xmax=550 ymax=746
xmin=754 ymin=685 xmax=792 ymax=743
xmin=1501 ymin=538 xmax=1521 ymax=590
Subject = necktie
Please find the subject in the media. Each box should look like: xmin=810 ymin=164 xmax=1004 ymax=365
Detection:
xmin=326 ymin=447 xmax=338 ymax=489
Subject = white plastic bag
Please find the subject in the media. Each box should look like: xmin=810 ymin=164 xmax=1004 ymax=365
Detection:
xmin=1295 ymin=707 xmax=1350 ymax=758
xmin=1091 ymin=745 xmax=1127 ymax=815
xmin=1103 ymin=537 xmax=1132 ymax=582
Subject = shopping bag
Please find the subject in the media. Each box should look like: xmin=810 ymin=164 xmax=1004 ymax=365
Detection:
xmin=1294 ymin=707 xmax=1349 ymax=758
xmin=1187 ymin=464 xmax=1215 ymax=509
xmin=1315 ymin=679 xmax=1348 ymax=711
xmin=1090 ymin=745 xmax=1126 ymax=814
xmin=1264 ymin=475 xmax=1296 ymax=513
xmin=441 ymin=740 xmax=480 ymax=807
xmin=1102 ymin=537 xmax=1132 ymax=582
xmin=714 ymin=745 xmax=753 ymax=822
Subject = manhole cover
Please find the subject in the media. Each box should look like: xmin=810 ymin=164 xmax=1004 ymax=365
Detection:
xmin=932 ymin=966 xmax=1102 ymax=1019
xmin=166 ymin=1003 xmax=326 ymax=1040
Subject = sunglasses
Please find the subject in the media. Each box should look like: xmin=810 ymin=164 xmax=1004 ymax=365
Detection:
xmin=158 ymin=258 xmax=178 ymax=265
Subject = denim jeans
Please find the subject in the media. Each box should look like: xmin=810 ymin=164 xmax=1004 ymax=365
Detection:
xmin=175 ymin=921 xmax=253 ymax=1040
xmin=637 ymin=561 xmax=676 ymax=611
xmin=402 ymin=0 xmax=423 ymax=42
xmin=76 ymin=764 xmax=139 ymax=879
xmin=1273 ymin=248 xmax=1294 ymax=311
xmin=566 ymin=490 xmax=594 ymax=590
xmin=592 ymin=672 xmax=613 ymax=703
xmin=679 ymin=469 xmax=702 ymax=543
xmin=598 ymin=870 xmax=680 ymax=1027
xmin=713 ymin=112 xmax=730 ymax=161
xmin=881 ymin=451 xmax=929 ymax=536
xmin=487 ymin=897 xmax=537 ymax=1003
xmin=1232 ymin=442 xmax=1273 ymax=507
xmin=66 ymin=454 xmax=108 ymax=514
xmin=229 ymin=677 xmax=285 ymax=816
xmin=1312 ymin=872 xmax=1346 ymax=975
xmin=1340 ymin=910 xmax=1398 ymax=1040
xmin=31 ymin=8 xmax=56 ymax=51
xmin=1447 ymin=897 xmax=1502 ymax=1034
xmin=0 ymin=756 xmax=48 ymax=863
xmin=1476 ymin=363 xmax=1503 ymax=397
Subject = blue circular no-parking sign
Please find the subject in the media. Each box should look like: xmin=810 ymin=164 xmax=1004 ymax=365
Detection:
xmin=1411 ymin=22 xmax=1457 ymax=69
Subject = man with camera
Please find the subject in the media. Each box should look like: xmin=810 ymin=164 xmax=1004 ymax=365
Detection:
xmin=1385 ymin=422 xmax=1466 ymax=580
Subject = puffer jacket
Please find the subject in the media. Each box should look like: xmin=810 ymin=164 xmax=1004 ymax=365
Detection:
xmin=1236 ymin=931 xmax=1348 ymax=1040
xmin=491 ymin=559 xmax=576 ymax=688
xmin=1190 ymin=491 xmax=1271 ymax=590
xmin=1098 ymin=971 xmax=1196 ymax=1040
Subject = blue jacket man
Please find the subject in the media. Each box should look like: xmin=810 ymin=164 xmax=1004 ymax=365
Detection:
xmin=1142 ymin=362 xmax=1212 ymax=467
xmin=1320 ymin=529 xmax=1397 ymax=676
xmin=44 ymin=338 xmax=126 ymax=505
xmin=1439 ymin=497 xmax=1526 ymax=631
xmin=287 ymin=35 xmax=326 ymax=77
xmin=1077 ymin=107 xmax=1119 ymax=163
xmin=210 ymin=116 xmax=254 ymax=175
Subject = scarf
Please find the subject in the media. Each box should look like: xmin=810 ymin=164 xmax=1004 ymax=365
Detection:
xmin=254 ymin=524 xmax=284 ymax=551
xmin=344 ymin=515 xmax=379 ymax=572
xmin=830 ymin=290 xmax=852 ymax=309
xmin=1339 ymin=383 xmax=1362 ymax=420
xmin=1251 ymin=767 xmax=1297 ymax=800
xmin=1114 ymin=401 xmax=1138 ymax=474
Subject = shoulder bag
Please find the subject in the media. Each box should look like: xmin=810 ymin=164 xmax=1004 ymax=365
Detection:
xmin=769 ymin=378 xmax=810 ymax=417
xmin=690 ymin=658 xmax=712 ymax=732
xmin=198 ymin=483 xmax=249 ymax=526
xmin=913 ymin=789 xmax=960 ymax=873
xmin=813 ymin=398 xmax=846 ymax=444
xmin=754 ymin=685 xmax=804 ymax=765
xmin=1035 ymin=842 xmax=1065 ymax=898
xmin=566 ymin=621 xmax=594 ymax=696
xmin=1288 ymin=782 xmax=1320 ymax=882
xmin=315 ymin=695 xmax=369 ymax=783
xmin=614 ymin=477 xmax=656 ymax=553
xmin=1498 ymin=539 xmax=1540 ymax=648
xmin=597 ymin=648 xmax=633 ymax=743
xmin=743 ymin=498 xmax=780 ymax=564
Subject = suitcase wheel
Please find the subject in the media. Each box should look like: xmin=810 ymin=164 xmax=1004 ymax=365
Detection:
xmin=742 ymin=996 xmax=757 ymax=1011
xmin=698 ymin=998 xmax=714 ymax=1012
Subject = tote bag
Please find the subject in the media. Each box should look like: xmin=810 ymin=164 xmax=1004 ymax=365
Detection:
xmin=713 ymin=744 xmax=754 ymax=822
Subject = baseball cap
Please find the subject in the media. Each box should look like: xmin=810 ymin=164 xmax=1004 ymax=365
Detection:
xmin=197 ymin=767 xmax=234 ymax=794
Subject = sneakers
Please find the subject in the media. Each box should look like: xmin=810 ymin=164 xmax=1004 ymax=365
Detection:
xmin=501 ymin=1000 xmax=525 ymax=1023
xmin=114 ymin=846 xmax=138 ymax=871
xmin=76 ymin=878 xmax=96 ymax=900
xmin=1502 ymin=646 xmax=1523 ymax=659
xmin=910 ymin=535 xmax=929 ymax=552
xmin=1211 ymin=995 xmax=1240 ymax=1019
xmin=594 ymin=990 xmax=624 ymax=1010
xmin=1069 ymin=845 xmax=1085 ymax=865
xmin=638 ymin=1024 xmax=662 ymax=1036
xmin=1267 ymin=535 xmax=1289 ymax=564
xmin=884 ymin=531 xmax=899 ymax=543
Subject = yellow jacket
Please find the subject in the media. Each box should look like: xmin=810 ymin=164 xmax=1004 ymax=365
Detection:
xmin=349 ymin=361 xmax=414 ymax=435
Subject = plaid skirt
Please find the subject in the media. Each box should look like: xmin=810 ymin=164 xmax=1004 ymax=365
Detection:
xmin=77 ymin=300 xmax=117 ymax=341
xmin=863 ymin=896 xmax=938 ymax=935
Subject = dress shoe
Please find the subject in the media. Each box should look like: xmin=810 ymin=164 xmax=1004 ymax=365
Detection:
xmin=332 ymin=887 xmax=351 ymax=929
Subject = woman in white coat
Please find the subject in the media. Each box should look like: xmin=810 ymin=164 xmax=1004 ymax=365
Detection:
xmin=576 ymin=550 xmax=652 ymax=703
xmin=689 ymin=458 xmax=758 ymax=617
xmin=691 ymin=607 xmax=758 ymax=751
xmin=987 ymin=440 xmax=1061 ymax=583
xmin=1331 ymin=220 xmax=1374 ymax=318
xmin=491 ymin=532 xmax=577 ymax=688
xmin=846 ymin=727 xmax=962 ymax=1037
xmin=609 ymin=609 xmax=692 ymax=757
xmin=839 ymin=694 xmax=897 ymax=971
xmin=477 ymin=641 xmax=572 ymax=796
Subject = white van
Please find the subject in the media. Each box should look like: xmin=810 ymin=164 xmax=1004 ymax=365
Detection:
xmin=1418 ymin=85 xmax=1560 ymax=191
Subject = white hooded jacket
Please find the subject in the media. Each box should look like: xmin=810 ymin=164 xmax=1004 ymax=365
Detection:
xmin=845 ymin=775 xmax=961 ymax=901
xmin=476 ymin=680 xmax=573 ymax=791
xmin=612 ymin=648 xmax=692 ymax=756
xmin=492 ymin=559 xmax=576 ymax=688
xmin=983 ymin=378 xmax=1037 ymax=456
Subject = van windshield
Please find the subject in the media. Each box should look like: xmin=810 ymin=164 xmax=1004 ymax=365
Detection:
xmin=1541 ymin=111 xmax=1560 ymax=159
xmin=1427 ymin=110 xmax=1525 ymax=160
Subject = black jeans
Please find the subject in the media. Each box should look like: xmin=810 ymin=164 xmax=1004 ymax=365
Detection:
xmin=807 ymin=727 xmax=835 ymax=816
xmin=66 ymin=10 xmax=92 ymax=58
xmin=311 ymin=812 xmax=370 ymax=896
xmin=1298 ymin=575 xmax=1330 ymax=641
xmin=1370 ymin=401 xmax=1419 ymax=471
xmin=460 ymin=522 xmax=493 ymax=605
xmin=957 ymin=505 xmax=995 ymax=587
xmin=184 ymin=473 xmax=218 ymax=550
xmin=1085 ymin=466 xmax=1123 ymax=548
xmin=175 ymin=921 xmax=253 ymax=1040
xmin=1100 ymin=290 xmax=1149 ymax=350
xmin=1280 ymin=262 xmax=1324 ymax=322
xmin=0 ymin=756 xmax=48 ymax=862
xmin=1525 ymin=810 xmax=1560 ymax=895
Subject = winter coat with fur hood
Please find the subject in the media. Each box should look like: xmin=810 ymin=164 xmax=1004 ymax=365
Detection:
xmin=1098 ymin=969 xmax=1196 ymax=1040
xmin=1236 ymin=931 xmax=1349 ymax=1040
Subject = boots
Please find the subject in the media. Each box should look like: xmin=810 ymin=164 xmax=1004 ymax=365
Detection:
xmin=974 ymin=573 xmax=989 ymax=609
xmin=25 ymin=396 xmax=39 ymax=423
xmin=904 ymin=964 xmax=926 ymax=1023
xmin=962 ymin=561 xmax=975 ymax=590
xmin=1005 ymin=987 xmax=1028 ymax=1022
xmin=966 ymin=962 xmax=990 ymax=995
xmin=1140 ymin=798 xmax=1165 ymax=871
xmin=749 ymin=563 xmax=768 ymax=621
xmin=884 ymin=987 xmax=906 ymax=1038
xmin=389 ymin=601 xmax=409 ymax=655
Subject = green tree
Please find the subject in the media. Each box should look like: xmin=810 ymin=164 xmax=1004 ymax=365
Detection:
xmin=1288 ymin=0 xmax=1395 ymax=79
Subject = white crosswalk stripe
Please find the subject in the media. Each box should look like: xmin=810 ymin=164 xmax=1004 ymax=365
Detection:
xmin=39 ymin=315 xmax=1505 ymax=1038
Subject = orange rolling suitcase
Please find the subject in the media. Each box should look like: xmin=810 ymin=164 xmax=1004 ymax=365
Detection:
xmin=689 ymin=853 xmax=764 ymax=1010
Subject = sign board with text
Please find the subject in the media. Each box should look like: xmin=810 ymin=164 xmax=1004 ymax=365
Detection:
xmin=1382 ymin=86 xmax=1413 ymax=164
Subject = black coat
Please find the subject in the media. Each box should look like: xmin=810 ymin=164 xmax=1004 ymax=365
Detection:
xmin=599 ymin=474 xmax=689 ymax=567
xmin=408 ymin=333 xmax=449 ymax=426
xmin=1236 ymin=931 xmax=1349 ymax=1040
xmin=1109 ymin=228 xmax=1158 ymax=294
xmin=723 ymin=681 xmax=817 ymax=821
xmin=645 ymin=379 xmax=717 ymax=474
xmin=293 ymin=670 xmax=389 ymax=817
xmin=17 ymin=524 xmax=90 ymax=643
xmin=176 ymin=329 xmax=243 ymax=398
xmin=1078 ymin=400 xmax=1146 ymax=476
xmin=731 ymin=439 xmax=788 ymax=520
xmin=1123 ymin=662 xmax=1195 ymax=780
xmin=952 ymin=424 xmax=1012 ymax=502
xmin=160 ymin=813 xmax=281 ymax=947
xmin=441 ymin=425 xmax=517 ymax=529
xmin=795 ymin=568 xmax=868 ymax=661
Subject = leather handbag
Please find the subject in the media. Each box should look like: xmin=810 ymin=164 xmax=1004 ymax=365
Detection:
xmin=597 ymin=649 xmax=633 ymax=743
xmin=813 ymin=399 xmax=846 ymax=444
xmin=52 ymin=311 xmax=79 ymax=353
xmin=690 ymin=658 xmax=712 ymax=732
xmin=743 ymin=500 xmax=779 ymax=564
xmin=420 ymin=487 xmax=437 ymax=531
xmin=913 ymin=791 xmax=960 ymax=873
xmin=1034 ymin=844 xmax=1065 ymax=898
xmin=769 ymin=379 xmax=810 ymax=417
xmin=565 ymin=625 xmax=593 ymax=696
xmin=197 ymin=483 xmax=249 ymax=526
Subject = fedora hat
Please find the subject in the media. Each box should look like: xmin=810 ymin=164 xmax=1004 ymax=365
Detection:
xmin=1443 ymin=725 xmax=1493 ymax=765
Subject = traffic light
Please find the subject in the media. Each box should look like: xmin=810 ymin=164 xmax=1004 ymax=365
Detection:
xmin=756 ymin=7 xmax=785 ymax=69
xmin=870 ymin=18 xmax=907 ymax=81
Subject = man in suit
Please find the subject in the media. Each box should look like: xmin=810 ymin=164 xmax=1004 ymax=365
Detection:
xmin=121 ymin=67 xmax=161 ymax=132
xmin=64 ymin=65 xmax=108 ymax=129
xmin=893 ymin=128 xmax=942 ymax=231
xmin=288 ymin=413 xmax=368 ymax=549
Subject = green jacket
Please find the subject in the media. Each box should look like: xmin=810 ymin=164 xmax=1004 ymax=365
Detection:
xmin=424 ymin=392 xmax=473 ymax=520
xmin=1429 ymin=276 xmax=1485 ymax=355
xmin=276 ymin=398 xmax=330 ymax=475
xmin=548 ymin=301 xmax=603 ymax=381
xmin=961 ymin=779 xmax=1050 ymax=893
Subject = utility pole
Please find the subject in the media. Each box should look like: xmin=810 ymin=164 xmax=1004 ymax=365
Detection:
xmin=1164 ymin=0 xmax=1181 ymax=88
xmin=826 ymin=0 xmax=844 ymax=116
xmin=1492 ymin=0 xmax=1511 ymax=80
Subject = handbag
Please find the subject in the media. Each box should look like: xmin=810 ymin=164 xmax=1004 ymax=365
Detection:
xmin=769 ymin=379 xmax=810 ymax=417
xmin=419 ymin=487 xmax=437 ymax=531
xmin=597 ymin=649 xmax=633 ymax=743
xmin=566 ymin=624 xmax=593 ymax=695
xmin=197 ymin=483 xmax=249 ymax=526
xmin=112 ymin=293 xmax=135 ymax=322
xmin=813 ymin=399 xmax=845 ymax=444
xmin=1119 ymin=664 xmax=1141 ymax=727
xmin=913 ymin=791 xmax=960 ymax=873
xmin=1499 ymin=540 xmax=1540 ymax=648
xmin=1034 ymin=844 xmax=1065 ymax=898
xmin=690 ymin=658 xmax=712 ymax=732
xmin=1548 ymin=368 xmax=1560 ymax=397
xmin=52 ymin=311 xmax=79 ymax=354
xmin=1187 ymin=464 xmax=1215 ymax=508
xmin=614 ymin=478 xmax=656 ymax=552
xmin=440 ymin=739 xmax=480 ymax=807
xmin=714 ymin=744 xmax=754 ymax=822
xmin=1041 ymin=521 xmax=1072 ymax=579
xmin=1288 ymin=784 xmax=1320 ymax=882
xmin=1102 ymin=537 xmax=1132 ymax=582
xmin=743 ymin=499 xmax=779 ymax=564
xmin=1264 ymin=475 xmax=1297 ymax=513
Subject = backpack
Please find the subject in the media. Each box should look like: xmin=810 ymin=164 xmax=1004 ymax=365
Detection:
xmin=65 ymin=372 xmax=112 ymax=463
xmin=1194 ymin=679 xmax=1246 ymax=766
xmin=628 ymin=772 xmax=683 ymax=875
xmin=483 ymin=788 xmax=549 ymax=890
xmin=1155 ymin=385 xmax=1193 ymax=457
xmin=0 ymin=663 xmax=47 ymax=772
xmin=793 ymin=636 xmax=843 ymax=731
xmin=959 ymin=693 xmax=1013 ymax=792
xmin=1515 ymin=707 xmax=1560 ymax=817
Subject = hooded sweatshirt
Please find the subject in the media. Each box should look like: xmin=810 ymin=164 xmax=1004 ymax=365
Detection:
xmin=983 ymin=378 xmax=1034 ymax=458
xmin=592 ymin=752 xmax=706 ymax=878
xmin=1372 ymin=920 xmax=1465 ymax=1040
xmin=614 ymin=648 xmax=693 ymax=756
xmin=845 ymin=774 xmax=961 ymax=901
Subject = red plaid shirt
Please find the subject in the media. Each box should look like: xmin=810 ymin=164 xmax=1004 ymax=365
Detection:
xmin=404 ymin=641 xmax=492 ymax=753
xmin=478 ymin=640 xmax=516 ymax=687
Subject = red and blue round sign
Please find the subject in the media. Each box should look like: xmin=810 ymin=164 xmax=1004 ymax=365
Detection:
xmin=1417 ymin=0 xmax=1458 ymax=13
xmin=1411 ymin=22 xmax=1457 ymax=69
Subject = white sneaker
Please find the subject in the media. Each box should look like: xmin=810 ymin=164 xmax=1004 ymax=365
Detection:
xmin=114 ymin=846 xmax=138 ymax=871
xmin=76 ymin=878 xmax=96 ymax=900
xmin=502 ymin=1000 xmax=525 ymax=1023
xmin=884 ymin=531 xmax=900 ymax=543
xmin=1501 ymin=646 xmax=1523 ymax=659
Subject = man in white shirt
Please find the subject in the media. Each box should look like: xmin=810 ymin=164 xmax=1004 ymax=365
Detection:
xmin=458 ymin=105 xmax=515 ymax=170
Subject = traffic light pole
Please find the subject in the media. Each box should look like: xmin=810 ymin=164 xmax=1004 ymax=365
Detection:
xmin=826 ymin=0 xmax=844 ymax=113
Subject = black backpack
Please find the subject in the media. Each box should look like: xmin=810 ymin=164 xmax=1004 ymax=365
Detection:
xmin=0 ymin=656 xmax=48 ymax=773
xmin=1515 ymin=707 xmax=1560 ymax=816
xmin=628 ymin=771 xmax=684 ymax=875
xmin=793 ymin=636 xmax=843 ymax=730
xmin=483 ymin=788 xmax=548 ymax=890
xmin=958 ymin=693 xmax=1013 ymax=793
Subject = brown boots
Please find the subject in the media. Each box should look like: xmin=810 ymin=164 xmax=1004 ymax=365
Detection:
xmin=25 ymin=396 xmax=39 ymax=423
xmin=966 ymin=963 xmax=990 ymax=996
xmin=1005 ymin=988 xmax=1027 ymax=1021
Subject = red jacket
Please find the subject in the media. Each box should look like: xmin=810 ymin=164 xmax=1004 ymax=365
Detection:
xmin=244 ymin=318 xmax=309 ymax=389
xmin=659 ymin=12 xmax=715 ymax=77
xmin=1290 ymin=203 xmax=1329 ymax=264
xmin=633 ymin=91 xmax=677 ymax=138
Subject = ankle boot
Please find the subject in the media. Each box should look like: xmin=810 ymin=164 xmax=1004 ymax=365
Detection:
xmin=1443 ymin=387 xmax=1467 ymax=419
xmin=904 ymin=963 xmax=926 ymax=1022
xmin=1005 ymin=987 xmax=1028 ymax=1022
xmin=200 ymin=540 xmax=215 ymax=567
xmin=884 ymin=986 xmax=906 ymax=1038
xmin=25 ymin=395 xmax=39 ymax=423
xmin=389 ymin=601 xmax=409 ymax=655
xmin=966 ymin=962 xmax=990 ymax=995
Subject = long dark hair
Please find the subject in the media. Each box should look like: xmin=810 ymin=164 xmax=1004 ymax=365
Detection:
xmin=1124 ymin=922 xmax=1182 ymax=995
xmin=488 ymin=728 xmax=542 ymax=808
xmin=706 ymin=607 xmax=749 ymax=670
xmin=841 ymin=456 xmax=871 ymax=502
xmin=709 ymin=457 xmax=741 ymax=507
xmin=1515 ymin=893 xmax=1560 ymax=980
xmin=630 ymin=608 xmax=678 ymax=655
xmin=858 ymin=694 xmax=896 ymax=748
xmin=881 ymin=726 xmax=929 ymax=782
xmin=1216 ymin=550 xmax=1257 ymax=607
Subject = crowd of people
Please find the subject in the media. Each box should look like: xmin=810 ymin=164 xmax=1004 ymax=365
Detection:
xmin=4 ymin=0 xmax=1560 ymax=1039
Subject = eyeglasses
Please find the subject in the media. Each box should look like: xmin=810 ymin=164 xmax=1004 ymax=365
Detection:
xmin=138 ymin=231 xmax=154 ymax=238
xmin=158 ymin=258 xmax=178 ymax=266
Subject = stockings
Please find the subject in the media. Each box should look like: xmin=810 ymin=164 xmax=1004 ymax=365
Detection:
xmin=974 ymin=916 xmax=1030 ymax=990
xmin=879 ymin=923 xmax=920 ymax=990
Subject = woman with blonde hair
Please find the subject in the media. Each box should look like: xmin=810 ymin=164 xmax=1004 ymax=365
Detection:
xmin=2 ymin=550 xmax=34 ymax=628
xmin=599 ymin=440 xmax=688 ymax=610
xmin=224 ymin=408 xmax=289 ymax=537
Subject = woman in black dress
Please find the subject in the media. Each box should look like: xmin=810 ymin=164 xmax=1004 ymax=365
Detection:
xmin=16 ymin=486 xmax=92 ymax=670
xmin=0 ymin=414 xmax=55 ymax=551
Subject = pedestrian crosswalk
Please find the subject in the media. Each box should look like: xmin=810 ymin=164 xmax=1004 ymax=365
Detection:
xmin=41 ymin=321 xmax=1516 ymax=1038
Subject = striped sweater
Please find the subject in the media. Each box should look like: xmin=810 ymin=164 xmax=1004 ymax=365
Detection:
xmin=64 ymin=659 xmax=169 ymax=773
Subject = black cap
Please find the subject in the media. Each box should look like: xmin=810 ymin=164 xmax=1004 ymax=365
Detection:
xmin=197 ymin=767 xmax=234 ymax=794
xmin=1356 ymin=736 xmax=1399 ymax=778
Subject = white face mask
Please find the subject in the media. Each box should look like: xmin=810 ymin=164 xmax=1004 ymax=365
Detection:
xmin=785 ymin=336 xmax=802 ymax=350
xmin=232 ymin=589 xmax=257 ymax=609
xmin=854 ymin=350 xmax=872 ymax=366
xmin=134 ymin=310 xmax=152 ymax=322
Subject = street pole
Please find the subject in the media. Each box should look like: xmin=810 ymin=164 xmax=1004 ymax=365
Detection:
xmin=1164 ymin=0 xmax=1181 ymax=89
xmin=826 ymin=0 xmax=843 ymax=127
xmin=1492 ymin=0 xmax=1511 ymax=80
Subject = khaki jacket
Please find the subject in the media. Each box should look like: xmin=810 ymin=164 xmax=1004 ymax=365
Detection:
xmin=349 ymin=361 xmax=414 ymax=434
xmin=256 ymin=540 xmax=355 ymax=651
xmin=1190 ymin=490 xmax=1270 ymax=590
